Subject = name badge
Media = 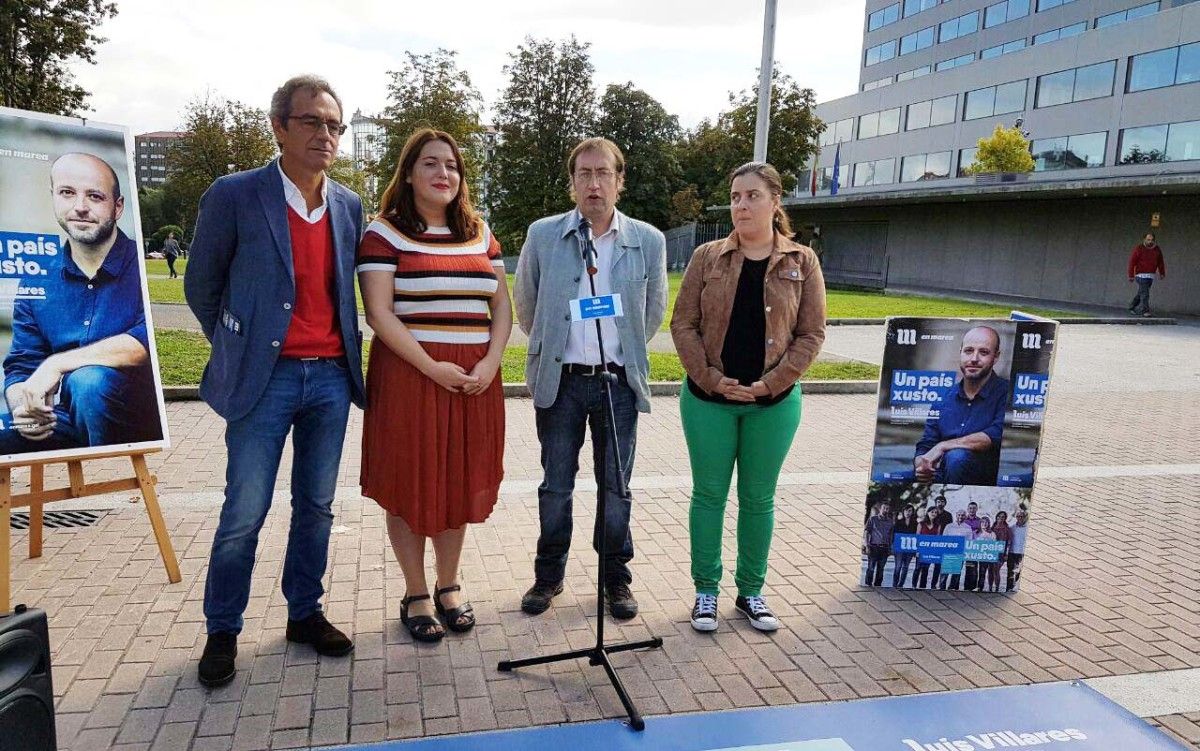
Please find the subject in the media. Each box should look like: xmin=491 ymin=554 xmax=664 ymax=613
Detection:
xmin=569 ymin=293 xmax=623 ymax=322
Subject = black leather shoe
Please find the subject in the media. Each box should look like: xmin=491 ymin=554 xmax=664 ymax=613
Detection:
xmin=604 ymin=581 xmax=639 ymax=620
xmin=198 ymin=632 xmax=237 ymax=688
xmin=286 ymin=612 xmax=354 ymax=657
xmin=521 ymin=581 xmax=563 ymax=615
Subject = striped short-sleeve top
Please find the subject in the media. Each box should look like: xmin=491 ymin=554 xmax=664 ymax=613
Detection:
xmin=356 ymin=217 xmax=504 ymax=345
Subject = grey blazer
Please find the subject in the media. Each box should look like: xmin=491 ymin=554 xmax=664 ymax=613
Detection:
xmin=513 ymin=209 xmax=668 ymax=413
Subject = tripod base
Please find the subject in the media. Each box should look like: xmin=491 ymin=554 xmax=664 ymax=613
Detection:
xmin=498 ymin=636 xmax=663 ymax=731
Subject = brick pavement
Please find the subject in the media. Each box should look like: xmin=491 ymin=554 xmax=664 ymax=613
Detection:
xmin=7 ymin=381 xmax=1200 ymax=749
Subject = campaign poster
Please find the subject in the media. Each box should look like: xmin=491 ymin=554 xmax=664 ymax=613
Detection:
xmin=861 ymin=317 xmax=1056 ymax=592
xmin=0 ymin=107 xmax=168 ymax=463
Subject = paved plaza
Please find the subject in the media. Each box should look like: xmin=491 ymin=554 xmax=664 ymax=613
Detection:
xmin=7 ymin=323 xmax=1200 ymax=750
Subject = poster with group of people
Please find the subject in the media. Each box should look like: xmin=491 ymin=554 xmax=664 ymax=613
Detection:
xmin=861 ymin=317 xmax=1057 ymax=593
xmin=0 ymin=107 xmax=168 ymax=463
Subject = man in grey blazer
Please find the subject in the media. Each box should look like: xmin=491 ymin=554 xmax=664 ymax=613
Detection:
xmin=185 ymin=75 xmax=365 ymax=687
xmin=513 ymin=138 xmax=668 ymax=619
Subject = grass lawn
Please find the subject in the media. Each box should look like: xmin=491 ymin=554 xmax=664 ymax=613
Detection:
xmin=152 ymin=329 xmax=880 ymax=387
xmin=147 ymin=270 xmax=1078 ymax=326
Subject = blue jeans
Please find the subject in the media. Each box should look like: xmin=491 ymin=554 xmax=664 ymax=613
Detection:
xmin=204 ymin=358 xmax=352 ymax=635
xmin=533 ymin=372 xmax=638 ymax=586
xmin=1129 ymin=277 xmax=1153 ymax=314
xmin=0 ymin=364 xmax=159 ymax=453
xmin=936 ymin=447 xmax=998 ymax=485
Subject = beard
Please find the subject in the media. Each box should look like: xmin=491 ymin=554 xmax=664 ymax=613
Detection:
xmin=59 ymin=215 xmax=117 ymax=246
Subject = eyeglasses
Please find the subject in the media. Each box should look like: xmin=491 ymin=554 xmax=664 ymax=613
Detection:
xmin=287 ymin=115 xmax=348 ymax=136
xmin=573 ymin=168 xmax=617 ymax=184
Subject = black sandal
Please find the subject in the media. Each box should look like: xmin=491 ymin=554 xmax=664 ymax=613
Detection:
xmin=400 ymin=594 xmax=445 ymax=643
xmin=434 ymin=583 xmax=476 ymax=633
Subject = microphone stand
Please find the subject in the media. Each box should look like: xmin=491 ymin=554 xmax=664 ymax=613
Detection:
xmin=498 ymin=217 xmax=662 ymax=731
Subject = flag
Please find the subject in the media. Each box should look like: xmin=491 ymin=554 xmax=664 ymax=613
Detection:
xmin=809 ymin=151 xmax=818 ymax=197
xmin=830 ymin=144 xmax=841 ymax=196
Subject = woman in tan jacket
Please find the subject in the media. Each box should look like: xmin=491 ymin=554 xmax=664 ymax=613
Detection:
xmin=670 ymin=162 xmax=826 ymax=633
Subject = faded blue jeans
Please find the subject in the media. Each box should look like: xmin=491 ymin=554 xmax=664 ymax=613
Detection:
xmin=204 ymin=358 xmax=352 ymax=635
xmin=533 ymin=371 xmax=638 ymax=586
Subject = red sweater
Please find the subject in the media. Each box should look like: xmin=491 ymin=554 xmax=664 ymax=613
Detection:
xmin=1128 ymin=243 xmax=1166 ymax=278
xmin=281 ymin=208 xmax=344 ymax=358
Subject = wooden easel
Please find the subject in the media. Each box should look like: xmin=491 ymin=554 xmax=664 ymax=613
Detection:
xmin=0 ymin=448 xmax=181 ymax=612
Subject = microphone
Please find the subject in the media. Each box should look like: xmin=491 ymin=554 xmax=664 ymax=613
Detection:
xmin=578 ymin=216 xmax=598 ymax=276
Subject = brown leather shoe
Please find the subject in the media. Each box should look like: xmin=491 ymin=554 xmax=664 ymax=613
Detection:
xmin=521 ymin=581 xmax=564 ymax=615
xmin=604 ymin=581 xmax=638 ymax=620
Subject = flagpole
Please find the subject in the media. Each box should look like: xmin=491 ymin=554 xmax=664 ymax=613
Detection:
xmin=753 ymin=0 xmax=778 ymax=162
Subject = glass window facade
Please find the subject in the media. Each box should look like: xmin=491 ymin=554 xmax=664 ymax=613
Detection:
xmin=820 ymin=118 xmax=855 ymax=147
xmin=896 ymin=65 xmax=932 ymax=82
xmin=818 ymin=165 xmax=850 ymax=191
xmin=866 ymin=39 xmax=898 ymax=66
xmin=900 ymin=26 xmax=936 ymax=55
xmin=958 ymin=148 xmax=979 ymax=176
xmin=853 ymin=158 xmax=897 ymax=186
xmin=1128 ymin=43 xmax=1200 ymax=92
xmin=1031 ymin=132 xmax=1107 ymax=170
xmin=1036 ymin=0 xmax=1077 ymax=9
xmin=982 ymin=38 xmax=1027 ymax=59
xmin=1035 ymin=61 xmax=1115 ymax=107
xmin=869 ymin=3 xmax=901 ymax=30
xmin=985 ymin=0 xmax=1030 ymax=28
xmin=904 ymin=0 xmax=939 ymax=17
xmin=965 ymin=80 xmax=1027 ymax=119
xmin=863 ymin=77 xmax=893 ymax=91
xmin=1121 ymin=121 xmax=1200 ymax=164
xmin=936 ymin=53 xmax=976 ymax=71
xmin=900 ymin=151 xmax=953 ymax=181
xmin=940 ymin=11 xmax=979 ymax=42
xmin=907 ymin=100 xmax=932 ymax=131
xmin=1033 ymin=22 xmax=1086 ymax=44
xmin=1096 ymin=1 xmax=1159 ymax=29
xmin=858 ymin=108 xmax=902 ymax=139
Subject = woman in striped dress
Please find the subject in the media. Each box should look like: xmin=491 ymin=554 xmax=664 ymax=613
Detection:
xmin=357 ymin=128 xmax=511 ymax=642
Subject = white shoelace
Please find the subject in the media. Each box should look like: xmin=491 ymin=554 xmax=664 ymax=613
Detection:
xmin=694 ymin=594 xmax=717 ymax=616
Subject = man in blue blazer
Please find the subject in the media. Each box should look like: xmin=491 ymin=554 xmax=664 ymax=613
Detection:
xmin=185 ymin=75 xmax=365 ymax=688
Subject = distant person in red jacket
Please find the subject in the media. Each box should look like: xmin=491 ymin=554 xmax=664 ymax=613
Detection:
xmin=1128 ymin=233 xmax=1166 ymax=317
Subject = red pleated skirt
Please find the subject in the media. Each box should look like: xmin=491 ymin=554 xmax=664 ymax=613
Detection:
xmin=360 ymin=339 xmax=504 ymax=535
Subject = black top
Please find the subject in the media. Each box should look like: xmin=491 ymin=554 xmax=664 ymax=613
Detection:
xmin=688 ymin=257 xmax=792 ymax=407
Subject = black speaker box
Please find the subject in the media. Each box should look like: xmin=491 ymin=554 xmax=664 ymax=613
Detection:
xmin=0 ymin=606 xmax=55 ymax=751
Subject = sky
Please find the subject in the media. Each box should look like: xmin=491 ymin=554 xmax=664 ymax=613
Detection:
xmin=72 ymin=0 xmax=864 ymax=142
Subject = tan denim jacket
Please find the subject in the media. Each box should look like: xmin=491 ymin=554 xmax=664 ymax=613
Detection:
xmin=670 ymin=231 xmax=826 ymax=397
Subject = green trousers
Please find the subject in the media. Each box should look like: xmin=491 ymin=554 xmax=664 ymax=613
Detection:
xmin=680 ymin=386 xmax=802 ymax=597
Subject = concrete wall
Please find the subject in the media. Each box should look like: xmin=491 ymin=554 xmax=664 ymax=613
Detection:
xmin=790 ymin=194 xmax=1199 ymax=314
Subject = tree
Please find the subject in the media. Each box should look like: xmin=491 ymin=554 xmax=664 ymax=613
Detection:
xmin=167 ymin=95 xmax=276 ymax=231
xmin=376 ymin=49 xmax=484 ymax=205
xmin=668 ymin=185 xmax=703 ymax=227
xmin=966 ymin=125 xmax=1035 ymax=175
xmin=676 ymin=68 xmax=822 ymax=209
xmin=328 ymin=155 xmax=369 ymax=200
xmin=490 ymin=36 xmax=596 ymax=252
xmin=0 ymin=0 xmax=118 ymax=115
xmin=596 ymin=82 xmax=682 ymax=230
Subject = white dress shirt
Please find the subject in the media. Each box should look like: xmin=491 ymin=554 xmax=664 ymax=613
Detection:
xmin=277 ymin=161 xmax=328 ymax=224
xmin=563 ymin=209 xmax=625 ymax=366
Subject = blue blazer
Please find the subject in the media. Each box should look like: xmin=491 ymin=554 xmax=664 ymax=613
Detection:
xmin=185 ymin=160 xmax=366 ymax=422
